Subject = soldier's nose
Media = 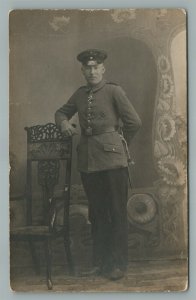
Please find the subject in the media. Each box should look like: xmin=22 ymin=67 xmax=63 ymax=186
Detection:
xmin=90 ymin=67 xmax=96 ymax=75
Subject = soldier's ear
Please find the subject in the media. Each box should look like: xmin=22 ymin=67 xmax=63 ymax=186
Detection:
xmin=81 ymin=66 xmax=85 ymax=74
xmin=102 ymin=65 xmax=105 ymax=74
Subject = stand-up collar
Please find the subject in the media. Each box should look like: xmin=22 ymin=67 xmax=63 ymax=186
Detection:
xmin=85 ymin=79 xmax=106 ymax=93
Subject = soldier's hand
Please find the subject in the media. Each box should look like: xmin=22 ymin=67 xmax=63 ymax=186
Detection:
xmin=61 ymin=120 xmax=76 ymax=136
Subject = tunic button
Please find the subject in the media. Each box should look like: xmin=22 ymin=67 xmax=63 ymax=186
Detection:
xmin=113 ymin=148 xmax=115 ymax=151
xmin=85 ymin=127 xmax=92 ymax=135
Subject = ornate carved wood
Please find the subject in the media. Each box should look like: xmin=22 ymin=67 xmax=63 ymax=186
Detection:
xmin=25 ymin=123 xmax=72 ymax=230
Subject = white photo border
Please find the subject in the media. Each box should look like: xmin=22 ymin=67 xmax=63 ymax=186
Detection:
xmin=1 ymin=0 xmax=195 ymax=299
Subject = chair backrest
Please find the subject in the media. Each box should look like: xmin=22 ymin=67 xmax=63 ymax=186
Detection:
xmin=24 ymin=123 xmax=72 ymax=230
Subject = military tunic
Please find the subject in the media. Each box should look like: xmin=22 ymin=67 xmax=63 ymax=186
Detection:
xmin=55 ymin=79 xmax=141 ymax=173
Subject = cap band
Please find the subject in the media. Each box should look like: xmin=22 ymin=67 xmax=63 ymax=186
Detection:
xmin=77 ymin=49 xmax=107 ymax=65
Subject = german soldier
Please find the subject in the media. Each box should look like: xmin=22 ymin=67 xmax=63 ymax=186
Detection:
xmin=55 ymin=49 xmax=141 ymax=280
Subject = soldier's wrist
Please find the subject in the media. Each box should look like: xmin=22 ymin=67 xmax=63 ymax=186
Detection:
xmin=61 ymin=119 xmax=69 ymax=127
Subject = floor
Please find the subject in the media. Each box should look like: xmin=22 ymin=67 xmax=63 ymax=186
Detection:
xmin=10 ymin=259 xmax=188 ymax=292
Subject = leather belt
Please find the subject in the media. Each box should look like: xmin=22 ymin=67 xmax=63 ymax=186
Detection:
xmin=81 ymin=127 xmax=116 ymax=136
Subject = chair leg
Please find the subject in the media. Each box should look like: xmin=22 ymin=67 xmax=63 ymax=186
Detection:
xmin=28 ymin=239 xmax=40 ymax=275
xmin=64 ymin=237 xmax=75 ymax=275
xmin=44 ymin=238 xmax=53 ymax=290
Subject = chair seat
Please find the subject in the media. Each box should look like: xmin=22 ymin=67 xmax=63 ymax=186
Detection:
xmin=10 ymin=225 xmax=63 ymax=238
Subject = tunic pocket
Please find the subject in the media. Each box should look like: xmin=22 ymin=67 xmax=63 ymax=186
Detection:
xmin=103 ymin=143 xmax=122 ymax=153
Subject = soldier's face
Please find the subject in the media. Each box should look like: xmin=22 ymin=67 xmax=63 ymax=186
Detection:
xmin=81 ymin=63 xmax=105 ymax=86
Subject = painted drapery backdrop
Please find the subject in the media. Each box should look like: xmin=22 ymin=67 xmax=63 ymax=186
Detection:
xmin=10 ymin=9 xmax=187 ymax=269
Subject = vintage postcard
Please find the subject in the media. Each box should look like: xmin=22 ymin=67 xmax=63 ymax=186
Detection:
xmin=9 ymin=9 xmax=188 ymax=292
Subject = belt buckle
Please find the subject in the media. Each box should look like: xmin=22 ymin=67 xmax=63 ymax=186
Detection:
xmin=85 ymin=128 xmax=93 ymax=136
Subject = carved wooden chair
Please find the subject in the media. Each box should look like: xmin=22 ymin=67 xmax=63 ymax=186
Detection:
xmin=10 ymin=123 xmax=74 ymax=289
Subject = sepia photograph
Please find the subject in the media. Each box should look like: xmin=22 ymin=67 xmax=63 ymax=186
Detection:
xmin=9 ymin=8 xmax=188 ymax=292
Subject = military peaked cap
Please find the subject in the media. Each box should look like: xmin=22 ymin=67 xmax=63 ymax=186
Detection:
xmin=77 ymin=49 xmax=107 ymax=65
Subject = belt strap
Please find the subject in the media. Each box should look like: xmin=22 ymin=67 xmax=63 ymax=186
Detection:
xmin=81 ymin=127 xmax=116 ymax=136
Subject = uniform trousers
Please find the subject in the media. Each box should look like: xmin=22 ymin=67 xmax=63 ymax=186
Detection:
xmin=80 ymin=167 xmax=128 ymax=272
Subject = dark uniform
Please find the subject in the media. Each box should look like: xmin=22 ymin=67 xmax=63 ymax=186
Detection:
xmin=55 ymin=49 xmax=141 ymax=277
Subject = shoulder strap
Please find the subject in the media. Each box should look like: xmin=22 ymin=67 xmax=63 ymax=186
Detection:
xmin=106 ymin=82 xmax=119 ymax=86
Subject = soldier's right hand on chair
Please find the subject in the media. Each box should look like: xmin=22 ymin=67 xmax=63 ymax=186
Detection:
xmin=61 ymin=120 xmax=77 ymax=136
